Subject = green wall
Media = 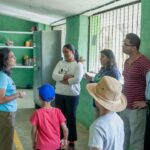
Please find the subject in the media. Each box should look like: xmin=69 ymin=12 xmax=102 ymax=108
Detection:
xmin=0 ymin=15 xmax=36 ymax=31
xmin=77 ymin=79 xmax=95 ymax=128
xmin=66 ymin=15 xmax=80 ymax=48
xmin=141 ymin=0 xmax=150 ymax=58
xmin=66 ymin=15 xmax=88 ymax=62
xmin=78 ymin=15 xmax=89 ymax=61
xmin=0 ymin=14 xmax=37 ymax=88
xmin=38 ymin=23 xmax=51 ymax=31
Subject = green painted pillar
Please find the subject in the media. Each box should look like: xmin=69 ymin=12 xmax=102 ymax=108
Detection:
xmin=66 ymin=15 xmax=80 ymax=48
xmin=38 ymin=23 xmax=51 ymax=31
xmin=65 ymin=15 xmax=88 ymax=62
xmin=141 ymin=0 xmax=150 ymax=58
xmin=66 ymin=15 xmax=95 ymax=128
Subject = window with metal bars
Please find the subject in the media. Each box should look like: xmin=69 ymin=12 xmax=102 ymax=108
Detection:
xmin=88 ymin=2 xmax=141 ymax=74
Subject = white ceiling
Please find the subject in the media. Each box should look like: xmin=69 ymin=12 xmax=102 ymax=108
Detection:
xmin=0 ymin=0 xmax=139 ymax=25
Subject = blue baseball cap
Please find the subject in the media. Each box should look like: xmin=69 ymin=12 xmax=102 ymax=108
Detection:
xmin=38 ymin=84 xmax=55 ymax=102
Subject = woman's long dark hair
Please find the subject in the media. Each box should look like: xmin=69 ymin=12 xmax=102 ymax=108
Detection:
xmin=100 ymin=49 xmax=117 ymax=70
xmin=0 ymin=48 xmax=11 ymax=76
xmin=63 ymin=44 xmax=79 ymax=62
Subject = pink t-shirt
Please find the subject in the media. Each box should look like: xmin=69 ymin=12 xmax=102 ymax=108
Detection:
xmin=30 ymin=107 xmax=66 ymax=150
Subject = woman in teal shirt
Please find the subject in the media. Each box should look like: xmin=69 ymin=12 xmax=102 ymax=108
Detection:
xmin=86 ymin=49 xmax=120 ymax=82
xmin=86 ymin=49 xmax=121 ymax=107
xmin=0 ymin=48 xmax=26 ymax=150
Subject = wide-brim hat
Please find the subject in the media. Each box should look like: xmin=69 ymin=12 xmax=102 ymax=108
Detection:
xmin=86 ymin=76 xmax=127 ymax=112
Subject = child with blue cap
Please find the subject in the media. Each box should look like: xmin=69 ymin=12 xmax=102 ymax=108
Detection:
xmin=30 ymin=83 xmax=68 ymax=150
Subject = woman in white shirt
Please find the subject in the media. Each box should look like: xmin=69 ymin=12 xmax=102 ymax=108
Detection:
xmin=52 ymin=44 xmax=83 ymax=150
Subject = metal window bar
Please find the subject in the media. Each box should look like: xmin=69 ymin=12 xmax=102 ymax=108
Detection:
xmin=89 ymin=2 xmax=141 ymax=73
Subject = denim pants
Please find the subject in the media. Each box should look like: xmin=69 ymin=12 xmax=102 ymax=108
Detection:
xmin=55 ymin=94 xmax=79 ymax=141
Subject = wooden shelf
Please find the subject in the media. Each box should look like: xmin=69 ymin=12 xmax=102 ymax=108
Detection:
xmin=0 ymin=31 xmax=33 ymax=34
xmin=0 ymin=46 xmax=34 ymax=49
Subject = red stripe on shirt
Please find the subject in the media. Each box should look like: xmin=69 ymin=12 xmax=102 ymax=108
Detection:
xmin=123 ymin=55 xmax=150 ymax=109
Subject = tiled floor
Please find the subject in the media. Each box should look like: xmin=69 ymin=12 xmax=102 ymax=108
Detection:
xmin=13 ymin=90 xmax=89 ymax=150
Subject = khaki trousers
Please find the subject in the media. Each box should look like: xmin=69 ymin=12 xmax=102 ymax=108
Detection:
xmin=0 ymin=111 xmax=16 ymax=150
xmin=119 ymin=108 xmax=146 ymax=150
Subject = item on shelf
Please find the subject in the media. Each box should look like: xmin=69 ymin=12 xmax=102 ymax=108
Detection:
xmin=22 ymin=55 xmax=29 ymax=66
xmin=25 ymin=40 xmax=32 ymax=47
xmin=23 ymin=55 xmax=29 ymax=60
xmin=79 ymin=56 xmax=86 ymax=63
xmin=28 ymin=58 xmax=33 ymax=66
xmin=24 ymin=59 xmax=30 ymax=66
xmin=31 ymin=26 xmax=38 ymax=32
xmin=22 ymin=55 xmax=34 ymax=66
xmin=32 ymin=57 xmax=36 ymax=65
xmin=5 ymin=40 xmax=14 ymax=46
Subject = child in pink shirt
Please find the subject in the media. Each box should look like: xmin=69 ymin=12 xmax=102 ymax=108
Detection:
xmin=30 ymin=84 xmax=68 ymax=150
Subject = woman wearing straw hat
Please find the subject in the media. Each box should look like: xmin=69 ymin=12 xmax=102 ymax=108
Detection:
xmin=86 ymin=76 xmax=127 ymax=150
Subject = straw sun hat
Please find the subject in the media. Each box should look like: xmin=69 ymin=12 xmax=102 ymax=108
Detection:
xmin=86 ymin=76 xmax=127 ymax=112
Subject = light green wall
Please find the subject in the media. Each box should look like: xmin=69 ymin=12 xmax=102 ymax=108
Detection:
xmin=37 ymin=23 xmax=51 ymax=31
xmin=66 ymin=15 xmax=88 ymax=62
xmin=140 ymin=0 xmax=150 ymax=58
xmin=0 ymin=15 xmax=36 ymax=31
xmin=0 ymin=15 xmax=49 ymax=88
xmin=77 ymin=79 xmax=95 ymax=128
xmin=66 ymin=15 xmax=80 ymax=49
xmin=0 ymin=14 xmax=37 ymax=88
xmin=78 ymin=15 xmax=89 ymax=61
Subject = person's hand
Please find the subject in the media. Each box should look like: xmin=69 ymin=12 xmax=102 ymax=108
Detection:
xmin=61 ymin=80 xmax=69 ymax=85
xmin=18 ymin=91 xmax=26 ymax=98
xmin=60 ymin=139 xmax=68 ymax=149
xmin=32 ymin=142 xmax=36 ymax=150
xmin=132 ymin=101 xmax=147 ymax=109
xmin=63 ymin=74 xmax=73 ymax=80
xmin=85 ymin=73 xmax=92 ymax=81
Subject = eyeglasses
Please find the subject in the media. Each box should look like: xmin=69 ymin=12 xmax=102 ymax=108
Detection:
xmin=123 ymin=43 xmax=135 ymax=47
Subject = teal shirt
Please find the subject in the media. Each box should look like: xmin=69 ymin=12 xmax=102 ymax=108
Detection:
xmin=94 ymin=67 xmax=121 ymax=83
xmin=0 ymin=71 xmax=17 ymax=112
